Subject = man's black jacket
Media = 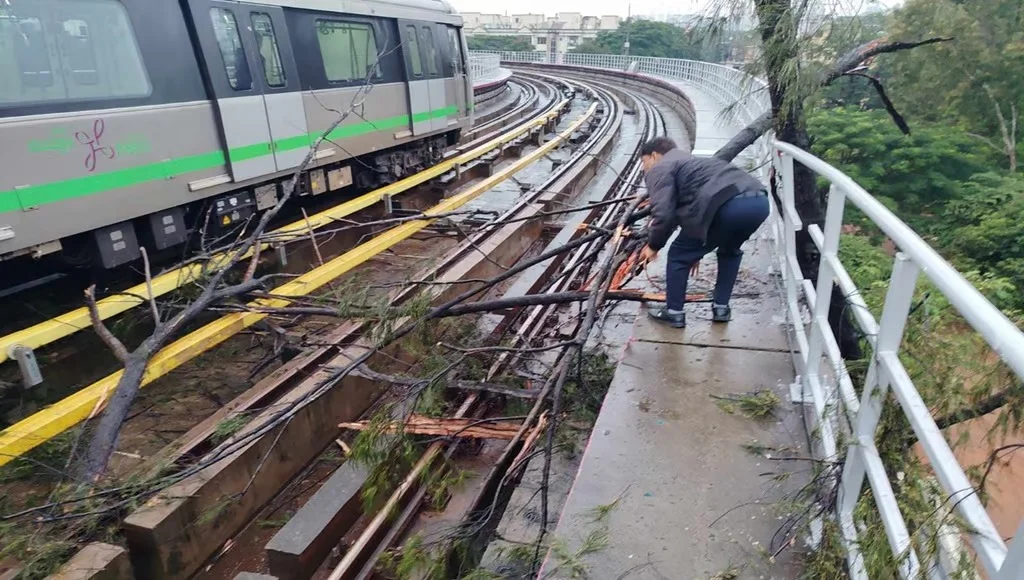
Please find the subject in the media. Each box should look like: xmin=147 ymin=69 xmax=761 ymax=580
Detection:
xmin=645 ymin=149 xmax=764 ymax=250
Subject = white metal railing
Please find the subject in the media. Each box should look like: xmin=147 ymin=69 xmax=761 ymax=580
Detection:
xmin=478 ymin=50 xmax=1024 ymax=579
xmin=468 ymin=52 xmax=504 ymax=85
xmin=772 ymin=142 xmax=1024 ymax=580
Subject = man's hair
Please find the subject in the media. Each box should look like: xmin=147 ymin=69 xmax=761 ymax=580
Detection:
xmin=640 ymin=137 xmax=677 ymax=157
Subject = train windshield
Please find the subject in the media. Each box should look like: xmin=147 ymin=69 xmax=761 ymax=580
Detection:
xmin=0 ymin=0 xmax=150 ymax=106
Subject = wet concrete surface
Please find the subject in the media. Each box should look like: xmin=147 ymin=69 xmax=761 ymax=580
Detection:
xmin=635 ymin=227 xmax=790 ymax=355
xmin=667 ymin=80 xmax=745 ymax=155
xmin=542 ymin=228 xmax=807 ymax=579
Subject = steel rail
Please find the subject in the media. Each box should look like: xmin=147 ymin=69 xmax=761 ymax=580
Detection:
xmin=460 ymin=77 xmax=562 ymax=146
xmin=327 ymin=77 xmax=670 ymax=579
xmin=502 ymin=90 xmax=663 ymax=376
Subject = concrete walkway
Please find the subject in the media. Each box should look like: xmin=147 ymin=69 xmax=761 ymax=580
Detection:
xmin=540 ymin=83 xmax=808 ymax=579
xmin=670 ymin=80 xmax=745 ymax=154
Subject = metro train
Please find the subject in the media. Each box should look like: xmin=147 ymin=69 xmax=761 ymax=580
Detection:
xmin=0 ymin=0 xmax=472 ymax=271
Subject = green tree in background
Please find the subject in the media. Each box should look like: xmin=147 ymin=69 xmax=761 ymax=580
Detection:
xmin=808 ymin=108 xmax=994 ymax=224
xmin=939 ymin=172 xmax=1024 ymax=308
xmin=810 ymin=108 xmax=1024 ymax=312
xmin=886 ymin=0 xmax=1023 ymax=171
xmin=573 ymin=19 xmax=720 ymax=61
xmin=467 ymin=35 xmax=534 ymax=52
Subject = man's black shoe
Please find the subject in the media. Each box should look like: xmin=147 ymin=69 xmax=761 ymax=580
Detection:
xmin=649 ymin=308 xmax=685 ymax=328
xmin=712 ymin=304 xmax=732 ymax=323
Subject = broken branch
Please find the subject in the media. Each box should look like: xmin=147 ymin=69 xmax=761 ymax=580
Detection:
xmin=842 ymin=71 xmax=910 ymax=135
xmin=339 ymin=415 xmax=527 ymax=440
xmin=715 ymin=36 xmax=954 ymax=162
xmin=85 ymin=285 xmax=129 ymax=364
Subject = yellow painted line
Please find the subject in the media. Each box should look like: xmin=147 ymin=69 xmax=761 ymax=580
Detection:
xmin=0 ymin=103 xmax=595 ymax=467
xmin=0 ymin=102 xmax=566 ymax=365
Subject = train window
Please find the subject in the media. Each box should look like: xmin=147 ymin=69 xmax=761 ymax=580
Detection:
xmin=0 ymin=0 xmax=150 ymax=106
xmin=421 ymin=27 xmax=438 ymax=76
xmin=317 ymin=20 xmax=381 ymax=83
xmin=251 ymin=13 xmax=285 ymax=88
xmin=4 ymin=16 xmax=53 ymax=89
xmin=404 ymin=25 xmax=423 ymax=77
xmin=59 ymin=19 xmax=99 ymax=85
xmin=210 ymin=8 xmax=251 ymax=90
xmin=447 ymin=27 xmax=464 ymax=75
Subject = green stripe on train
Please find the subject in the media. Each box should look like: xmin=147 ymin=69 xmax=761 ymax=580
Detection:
xmin=0 ymin=106 xmax=461 ymax=215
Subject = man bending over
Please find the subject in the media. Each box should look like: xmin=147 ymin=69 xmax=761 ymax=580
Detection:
xmin=639 ymin=137 xmax=770 ymax=328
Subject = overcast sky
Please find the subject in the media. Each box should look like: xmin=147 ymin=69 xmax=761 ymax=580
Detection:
xmin=450 ymin=0 xmax=904 ymax=18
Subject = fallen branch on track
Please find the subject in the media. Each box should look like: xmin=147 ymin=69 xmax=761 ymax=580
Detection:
xmin=349 ymin=366 xmax=542 ymax=399
xmin=215 ymin=291 xmax=742 ymax=321
xmin=77 ymin=51 xmax=398 ymax=481
xmin=339 ymin=415 xmax=534 ymax=441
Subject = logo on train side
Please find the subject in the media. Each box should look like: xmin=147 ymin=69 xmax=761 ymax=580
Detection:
xmin=28 ymin=122 xmax=152 ymax=171
xmin=76 ymin=119 xmax=116 ymax=172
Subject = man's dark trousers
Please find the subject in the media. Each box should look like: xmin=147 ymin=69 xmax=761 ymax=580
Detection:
xmin=665 ymin=192 xmax=770 ymax=311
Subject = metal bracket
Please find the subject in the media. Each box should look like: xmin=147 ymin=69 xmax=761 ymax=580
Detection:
xmin=276 ymin=244 xmax=288 ymax=267
xmin=804 ymin=516 xmax=824 ymax=550
xmin=382 ymin=194 xmax=393 ymax=215
xmin=790 ymin=381 xmax=813 ymax=405
xmin=9 ymin=345 xmax=43 ymax=388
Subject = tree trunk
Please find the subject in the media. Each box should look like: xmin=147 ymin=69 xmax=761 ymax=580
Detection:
xmin=754 ymin=0 xmax=862 ymax=359
xmin=79 ymin=354 xmax=150 ymax=481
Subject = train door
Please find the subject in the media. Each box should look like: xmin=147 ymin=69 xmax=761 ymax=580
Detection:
xmin=399 ymin=20 xmax=446 ymax=136
xmin=444 ymin=25 xmax=469 ymax=122
xmin=187 ymin=0 xmax=309 ymax=182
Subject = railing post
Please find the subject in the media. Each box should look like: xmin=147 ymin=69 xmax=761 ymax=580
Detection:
xmin=998 ymin=521 xmax=1024 ymax=579
xmin=804 ymin=185 xmax=845 ymax=445
xmin=839 ymin=253 xmax=920 ymax=571
xmin=777 ymin=151 xmax=806 ymax=372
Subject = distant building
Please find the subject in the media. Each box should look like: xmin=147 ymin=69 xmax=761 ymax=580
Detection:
xmin=460 ymin=11 xmax=621 ymax=53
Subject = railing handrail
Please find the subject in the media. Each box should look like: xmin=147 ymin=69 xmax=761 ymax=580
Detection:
xmin=478 ymin=49 xmax=1024 ymax=579
xmin=774 ymin=142 xmax=1024 ymax=378
xmin=468 ymin=52 xmax=503 ymax=84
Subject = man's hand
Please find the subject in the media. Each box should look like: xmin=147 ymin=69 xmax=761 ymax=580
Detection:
xmin=641 ymin=245 xmax=659 ymax=263
xmin=690 ymin=261 xmax=701 ymax=277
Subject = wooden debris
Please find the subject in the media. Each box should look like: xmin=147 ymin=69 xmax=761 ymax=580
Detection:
xmin=335 ymin=438 xmax=350 ymax=456
xmin=339 ymin=415 xmax=524 ymax=440
xmin=510 ymin=411 xmax=550 ymax=471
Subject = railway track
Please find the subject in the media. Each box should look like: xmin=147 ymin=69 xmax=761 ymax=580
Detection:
xmin=308 ymin=77 xmax=668 ymax=580
xmin=0 ymin=69 xmax=691 ymax=579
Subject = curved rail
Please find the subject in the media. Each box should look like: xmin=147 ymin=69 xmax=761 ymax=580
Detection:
xmin=324 ymin=73 xmax=652 ymax=580
xmin=126 ymin=81 xmax=615 ymax=578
